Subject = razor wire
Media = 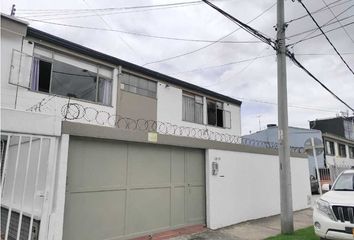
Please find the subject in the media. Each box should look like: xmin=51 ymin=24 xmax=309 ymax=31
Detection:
xmin=59 ymin=102 xmax=304 ymax=153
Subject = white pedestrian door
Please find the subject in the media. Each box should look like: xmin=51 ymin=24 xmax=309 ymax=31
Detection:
xmin=1 ymin=133 xmax=57 ymax=240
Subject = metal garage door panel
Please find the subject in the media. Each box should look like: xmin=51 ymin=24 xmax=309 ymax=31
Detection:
xmin=63 ymin=190 xmax=126 ymax=240
xmin=127 ymin=188 xmax=170 ymax=234
xmin=187 ymin=186 xmax=205 ymax=223
xmin=172 ymin=187 xmax=185 ymax=226
xmin=67 ymin=138 xmax=127 ymax=191
xmin=171 ymin=149 xmax=185 ymax=185
xmin=128 ymin=144 xmax=170 ymax=186
xmin=186 ymin=149 xmax=205 ymax=185
xmin=65 ymin=138 xmax=205 ymax=240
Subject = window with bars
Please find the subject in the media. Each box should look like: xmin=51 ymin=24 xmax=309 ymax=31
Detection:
xmin=207 ymin=99 xmax=231 ymax=128
xmin=120 ymin=73 xmax=157 ymax=98
xmin=349 ymin=146 xmax=354 ymax=159
xmin=325 ymin=141 xmax=335 ymax=156
xmin=338 ymin=143 xmax=347 ymax=158
xmin=182 ymin=92 xmax=203 ymax=124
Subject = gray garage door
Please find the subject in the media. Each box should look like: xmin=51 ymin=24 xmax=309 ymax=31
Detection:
xmin=63 ymin=137 xmax=205 ymax=240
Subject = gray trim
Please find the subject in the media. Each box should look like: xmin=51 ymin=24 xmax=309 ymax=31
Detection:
xmin=62 ymin=121 xmax=306 ymax=158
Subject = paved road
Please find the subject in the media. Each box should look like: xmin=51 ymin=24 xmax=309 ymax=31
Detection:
xmin=172 ymin=208 xmax=314 ymax=240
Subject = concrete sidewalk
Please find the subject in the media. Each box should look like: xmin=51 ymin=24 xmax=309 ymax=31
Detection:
xmin=172 ymin=208 xmax=314 ymax=240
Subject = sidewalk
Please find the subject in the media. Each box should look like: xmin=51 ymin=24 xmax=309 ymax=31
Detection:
xmin=172 ymin=208 xmax=314 ymax=240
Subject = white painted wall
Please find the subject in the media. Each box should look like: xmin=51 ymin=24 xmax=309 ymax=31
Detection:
xmin=206 ymin=149 xmax=311 ymax=229
xmin=1 ymin=25 xmax=118 ymax=127
xmin=157 ymin=83 xmax=241 ymax=136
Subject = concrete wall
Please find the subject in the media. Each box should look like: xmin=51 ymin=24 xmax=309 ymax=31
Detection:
xmin=205 ymin=149 xmax=311 ymax=230
xmin=244 ymin=127 xmax=325 ymax=177
xmin=1 ymin=29 xmax=119 ymax=127
xmin=118 ymin=90 xmax=157 ymax=120
xmin=157 ymin=82 xmax=241 ymax=136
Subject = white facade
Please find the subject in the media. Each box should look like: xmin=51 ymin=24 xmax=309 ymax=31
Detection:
xmin=206 ymin=149 xmax=311 ymax=229
xmin=157 ymin=83 xmax=241 ymax=136
xmin=324 ymin=135 xmax=354 ymax=166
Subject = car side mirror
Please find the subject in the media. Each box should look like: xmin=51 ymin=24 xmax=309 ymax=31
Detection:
xmin=322 ymin=184 xmax=330 ymax=191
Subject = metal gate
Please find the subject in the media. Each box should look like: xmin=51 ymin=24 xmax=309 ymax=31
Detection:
xmin=0 ymin=132 xmax=57 ymax=240
xmin=63 ymin=138 xmax=205 ymax=240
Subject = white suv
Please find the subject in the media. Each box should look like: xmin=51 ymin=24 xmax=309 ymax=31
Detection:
xmin=313 ymin=169 xmax=354 ymax=240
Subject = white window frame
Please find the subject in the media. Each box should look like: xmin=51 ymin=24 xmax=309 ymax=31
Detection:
xmin=182 ymin=91 xmax=204 ymax=124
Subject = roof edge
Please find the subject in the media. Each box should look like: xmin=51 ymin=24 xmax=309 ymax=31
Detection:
xmin=26 ymin=27 xmax=242 ymax=106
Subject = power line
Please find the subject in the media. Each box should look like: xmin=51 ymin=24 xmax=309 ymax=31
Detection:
xmin=18 ymin=16 xmax=263 ymax=44
xmin=142 ymin=1 xmax=276 ymax=66
xmin=287 ymin=13 xmax=354 ymax=39
xmin=296 ymin=0 xmax=354 ymax=76
xmin=81 ymin=0 xmax=141 ymax=63
xmin=174 ymin=53 xmax=274 ymax=74
xmin=287 ymin=51 xmax=354 ymax=112
xmin=288 ymin=4 xmax=354 ymax=46
xmin=201 ymin=0 xmax=354 ymax=111
xmin=321 ymin=0 xmax=354 ymax=44
xmin=287 ymin=21 xmax=354 ymax=46
xmin=285 ymin=0 xmax=353 ymax=23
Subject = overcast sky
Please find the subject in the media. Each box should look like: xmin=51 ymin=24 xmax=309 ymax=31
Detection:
xmin=2 ymin=0 xmax=354 ymax=135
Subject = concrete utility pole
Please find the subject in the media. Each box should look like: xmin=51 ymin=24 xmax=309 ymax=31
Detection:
xmin=276 ymin=0 xmax=294 ymax=234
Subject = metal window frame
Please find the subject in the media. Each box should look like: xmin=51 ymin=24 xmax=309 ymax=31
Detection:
xmin=182 ymin=92 xmax=203 ymax=124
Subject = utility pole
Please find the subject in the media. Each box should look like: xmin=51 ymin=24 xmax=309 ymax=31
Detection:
xmin=276 ymin=0 xmax=294 ymax=234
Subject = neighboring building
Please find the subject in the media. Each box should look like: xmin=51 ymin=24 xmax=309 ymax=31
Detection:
xmin=310 ymin=116 xmax=354 ymax=141
xmin=1 ymin=14 xmax=311 ymax=240
xmin=243 ymin=124 xmax=325 ymax=177
xmin=310 ymin=117 xmax=354 ymax=167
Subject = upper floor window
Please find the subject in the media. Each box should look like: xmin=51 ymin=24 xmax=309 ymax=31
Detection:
xmin=349 ymin=146 xmax=354 ymax=159
xmin=207 ymin=99 xmax=231 ymax=128
xmin=338 ymin=143 xmax=347 ymax=157
xmin=325 ymin=141 xmax=335 ymax=155
xmin=30 ymin=50 xmax=113 ymax=105
xmin=120 ymin=73 xmax=157 ymax=98
xmin=182 ymin=92 xmax=203 ymax=124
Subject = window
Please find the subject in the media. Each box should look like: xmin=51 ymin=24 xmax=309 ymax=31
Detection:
xmin=120 ymin=73 xmax=157 ymax=98
xmin=338 ymin=143 xmax=347 ymax=157
xmin=325 ymin=141 xmax=335 ymax=156
xmin=207 ymin=99 xmax=231 ymax=128
xmin=182 ymin=92 xmax=203 ymax=124
xmin=30 ymin=55 xmax=113 ymax=105
xmin=349 ymin=146 xmax=354 ymax=159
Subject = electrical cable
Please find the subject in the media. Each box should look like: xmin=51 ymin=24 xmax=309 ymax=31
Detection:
xmin=287 ymin=21 xmax=354 ymax=46
xmin=142 ymin=1 xmax=276 ymax=66
xmin=321 ymin=0 xmax=354 ymax=44
xmin=287 ymin=13 xmax=354 ymax=39
xmin=288 ymin=4 xmax=354 ymax=47
xmin=285 ymin=0 xmax=353 ymax=24
xmin=287 ymin=50 xmax=354 ymax=112
xmin=297 ymin=0 xmax=354 ymax=76
xmin=18 ymin=17 xmax=263 ymax=44
xmin=202 ymin=0 xmax=354 ymax=111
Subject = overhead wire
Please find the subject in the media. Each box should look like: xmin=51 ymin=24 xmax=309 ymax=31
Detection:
xmin=287 ymin=21 xmax=354 ymax=46
xmin=17 ymin=17 xmax=263 ymax=44
xmin=142 ymin=1 xmax=277 ymax=66
xmin=321 ymin=0 xmax=354 ymax=44
xmin=285 ymin=0 xmax=353 ymax=23
xmin=288 ymin=4 xmax=354 ymax=46
xmin=201 ymin=0 xmax=354 ymax=111
xmin=297 ymin=0 xmax=354 ymax=76
xmin=287 ymin=13 xmax=354 ymax=39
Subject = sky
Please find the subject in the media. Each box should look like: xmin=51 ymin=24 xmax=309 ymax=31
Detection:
xmin=2 ymin=0 xmax=354 ymax=135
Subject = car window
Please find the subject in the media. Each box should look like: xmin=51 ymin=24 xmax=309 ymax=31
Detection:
xmin=333 ymin=173 xmax=354 ymax=191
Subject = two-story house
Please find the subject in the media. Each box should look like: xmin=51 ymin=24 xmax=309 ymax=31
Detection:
xmin=310 ymin=117 xmax=354 ymax=167
xmin=1 ymin=14 xmax=311 ymax=240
